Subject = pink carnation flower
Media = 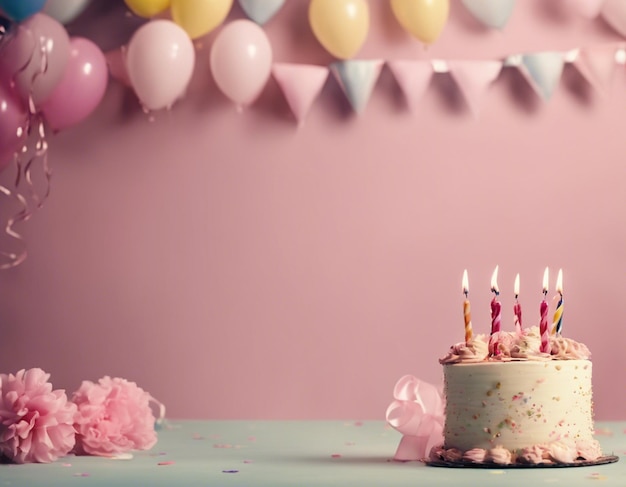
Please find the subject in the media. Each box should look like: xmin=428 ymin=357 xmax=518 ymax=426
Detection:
xmin=72 ymin=377 xmax=157 ymax=456
xmin=0 ymin=368 xmax=77 ymax=463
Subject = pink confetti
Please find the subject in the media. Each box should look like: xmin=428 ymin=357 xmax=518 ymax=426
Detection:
xmin=158 ymin=461 xmax=175 ymax=466
xmin=73 ymin=473 xmax=90 ymax=477
xmin=345 ymin=442 xmax=355 ymax=446
xmin=593 ymin=428 xmax=613 ymax=436
xmin=213 ymin=443 xmax=233 ymax=449
xmin=192 ymin=433 xmax=205 ymax=440
xmin=243 ymin=459 xmax=253 ymax=464
xmin=247 ymin=436 xmax=256 ymax=441
xmin=331 ymin=454 xmax=342 ymax=458
xmin=354 ymin=421 xmax=364 ymax=427
xmin=61 ymin=463 xmax=72 ymax=467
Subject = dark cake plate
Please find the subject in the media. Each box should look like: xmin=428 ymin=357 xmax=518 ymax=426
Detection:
xmin=426 ymin=455 xmax=619 ymax=469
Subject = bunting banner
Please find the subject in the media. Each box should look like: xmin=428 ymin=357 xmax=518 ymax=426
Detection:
xmin=447 ymin=60 xmax=502 ymax=118
xmin=272 ymin=63 xmax=329 ymax=126
xmin=386 ymin=60 xmax=433 ymax=111
xmin=330 ymin=59 xmax=384 ymax=114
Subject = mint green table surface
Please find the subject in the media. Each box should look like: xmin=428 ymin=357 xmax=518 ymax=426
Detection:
xmin=2 ymin=421 xmax=624 ymax=486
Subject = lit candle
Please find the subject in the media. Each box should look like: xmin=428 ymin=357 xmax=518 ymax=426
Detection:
xmin=540 ymin=267 xmax=551 ymax=354
xmin=552 ymin=269 xmax=563 ymax=335
xmin=462 ymin=269 xmax=472 ymax=343
xmin=489 ymin=265 xmax=501 ymax=356
xmin=514 ymin=273 xmax=522 ymax=335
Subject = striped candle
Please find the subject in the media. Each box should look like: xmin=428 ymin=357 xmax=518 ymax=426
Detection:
xmin=462 ymin=269 xmax=472 ymax=343
xmin=540 ymin=267 xmax=551 ymax=354
xmin=489 ymin=265 xmax=501 ymax=356
xmin=514 ymin=273 xmax=523 ymax=335
xmin=552 ymin=269 xmax=563 ymax=335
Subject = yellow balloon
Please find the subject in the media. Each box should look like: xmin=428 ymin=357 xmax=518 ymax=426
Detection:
xmin=391 ymin=0 xmax=449 ymax=44
xmin=124 ymin=0 xmax=171 ymax=18
xmin=171 ymin=0 xmax=234 ymax=39
xmin=309 ymin=0 xmax=370 ymax=60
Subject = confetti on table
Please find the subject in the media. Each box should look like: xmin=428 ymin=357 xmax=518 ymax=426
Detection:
xmin=192 ymin=433 xmax=205 ymax=440
xmin=354 ymin=421 xmax=364 ymax=427
xmin=593 ymin=428 xmax=613 ymax=436
xmin=248 ymin=436 xmax=257 ymax=441
xmin=345 ymin=442 xmax=356 ymax=446
xmin=110 ymin=453 xmax=133 ymax=460
xmin=222 ymin=470 xmax=239 ymax=473
xmin=588 ymin=472 xmax=607 ymax=480
xmin=158 ymin=461 xmax=175 ymax=466
xmin=489 ymin=470 xmax=505 ymax=475
xmin=73 ymin=473 xmax=90 ymax=477
xmin=243 ymin=459 xmax=253 ymax=464
xmin=331 ymin=454 xmax=342 ymax=458
xmin=213 ymin=443 xmax=233 ymax=449
xmin=61 ymin=463 xmax=72 ymax=467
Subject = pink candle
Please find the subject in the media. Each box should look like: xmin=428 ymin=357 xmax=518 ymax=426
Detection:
xmin=489 ymin=266 xmax=501 ymax=357
xmin=514 ymin=273 xmax=522 ymax=335
xmin=539 ymin=267 xmax=551 ymax=354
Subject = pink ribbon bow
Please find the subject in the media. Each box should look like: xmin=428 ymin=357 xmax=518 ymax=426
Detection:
xmin=385 ymin=375 xmax=445 ymax=461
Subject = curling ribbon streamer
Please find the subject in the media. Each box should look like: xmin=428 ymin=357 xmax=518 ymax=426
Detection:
xmin=149 ymin=395 xmax=168 ymax=429
xmin=385 ymin=375 xmax=445 ymax=461
xmin=0 ymin=182 xmax=29 ymax=269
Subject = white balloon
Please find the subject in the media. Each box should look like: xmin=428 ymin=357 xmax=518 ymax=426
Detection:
xmin=43 ymin=0 xmax=91 ymax=24
xmin=461 ymin=0 xmax=515 ymax=29
xmin=238 ymin=0 xmax=284 ymax=25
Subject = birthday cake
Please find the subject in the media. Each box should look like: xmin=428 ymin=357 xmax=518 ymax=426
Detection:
xmin=430 ymin=327 xmax=603 ymax=466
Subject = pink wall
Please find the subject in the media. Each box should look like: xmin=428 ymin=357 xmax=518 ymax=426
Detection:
xmin=1 ymin=0 xmax=625 ymax=420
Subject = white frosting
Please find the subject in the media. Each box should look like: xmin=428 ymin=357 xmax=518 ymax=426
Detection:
xmin=442 ymin=360 xmax=596 ymax=456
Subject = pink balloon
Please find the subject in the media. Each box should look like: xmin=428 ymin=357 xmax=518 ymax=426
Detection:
xmin=40 ymin=37 xmax=108 ymax=131
xmin=126 ymin=20 xmax=195 ymax=111
xmin=210 ymin=19 xmax=272 ymax=110
xmin=0 ymin=13 xmax=70 ymax=106
xmin=0 ymin=82 xmax=28 ymax=172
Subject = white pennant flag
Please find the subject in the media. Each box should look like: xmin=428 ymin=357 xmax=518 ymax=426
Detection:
xmin=573 ymin=45 xmax=619 ymax=95
xmin=518 ymin=52 xmax=565 ymax=101
xmin=448 ymin=60 xmax=502 ymax=118
xmin=330 ymin=60 xmax=384 ymax=114
xmin=272 ymin=63 xmax=329 ymax=126
xmin=387 ymin=60 xmax=433 ymax=111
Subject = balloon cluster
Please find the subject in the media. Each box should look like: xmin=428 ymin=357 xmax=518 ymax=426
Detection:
xmin=122 ymin=0 xmax=273 ymax=112
xmin=0 ymin=0 xmax=107 ymax=165
xmin=0 ymin=0 xmax=107 ymax=268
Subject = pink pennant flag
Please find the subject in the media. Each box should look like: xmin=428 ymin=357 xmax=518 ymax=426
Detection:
xmin=105 ymin=48 xmax=131 ymax=87
xmin=386 ymin=60 xmax=433 ymax=111
xmin=564 ymin=0 xmax=605 ymax=19
xmin=573 ymin=45 xmax=619 ymax=95
xmin=272 ymin=63 xmax=329 ymax=126
xmin=447 ymin=60 xmax=502 ymax=118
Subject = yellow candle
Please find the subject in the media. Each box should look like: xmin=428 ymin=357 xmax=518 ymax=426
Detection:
xmin=552 ymin=269 xmax=563 ymax=335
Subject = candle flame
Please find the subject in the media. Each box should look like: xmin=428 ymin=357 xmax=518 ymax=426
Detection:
xmin=542 ymin=267 xmax=549 ymax=294
xmin=491 ymin=265 xmax=499 ymax=294
xmin=462 ymin=269 xmax=469 ymax=295
xmin=514 ymin=273 xmax=520 ymax=297
xmin=556 ymin=268 xmax=563 ymax=295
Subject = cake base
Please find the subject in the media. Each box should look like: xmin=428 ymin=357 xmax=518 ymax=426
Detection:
xmin=426 ymin=455 xmax=619 ymax=469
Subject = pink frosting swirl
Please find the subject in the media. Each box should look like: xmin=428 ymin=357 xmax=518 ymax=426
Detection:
xmin=518 ymin=444 xmax=549 ymax=464
xmin=439 ymin=335 xmax=489 ymax=364
xmin=488 ymin=446 xmax=513 ymax=464
xmin=462 ymin=448 xmax=487 ymax=463
xmin=576 ymin=439 xmax=602 ymax=461
xmin=440 ymin=326 xmax=590 ymax=363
